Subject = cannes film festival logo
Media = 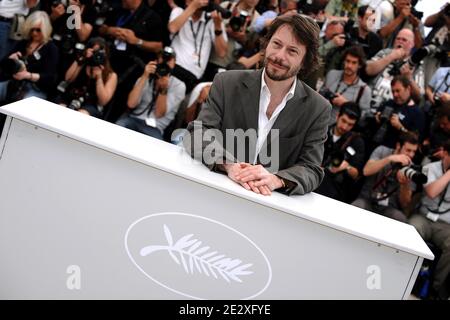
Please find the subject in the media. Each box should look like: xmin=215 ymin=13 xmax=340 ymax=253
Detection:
xmin=125 ymin=213 xmax=272 ymax=299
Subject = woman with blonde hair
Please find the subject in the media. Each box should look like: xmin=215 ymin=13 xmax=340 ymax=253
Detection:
xmin=0 ymin=10 xmax=59 ymax=104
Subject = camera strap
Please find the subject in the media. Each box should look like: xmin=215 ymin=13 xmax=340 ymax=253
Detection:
xmin=190 ymin=13 xmax=210 ymax=68
xmin=371 ymin=164 xmax=398 ymax=201
xmin=434 ymin=70 xmax=450 ymax=94
xmin=130 ymin=78 xmax=159 ymax=117
xmin=426 ymin=162 xmax=450 ymax=214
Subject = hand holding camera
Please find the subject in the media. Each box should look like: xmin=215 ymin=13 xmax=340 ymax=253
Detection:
xmin=331 ymin=93 xmax=348 ymax=107
xmin=388 ymin=154 xmax=412 ymax=167
xmin=143 ymin=61 xmax=157 ymax=78
xmin=389 ymin=113 xmax=403 ymax=130
xmin=332 ymin=33 xmax=346 ymax=47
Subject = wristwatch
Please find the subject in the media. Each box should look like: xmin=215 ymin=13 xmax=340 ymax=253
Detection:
xmin=214 ymin=29 xmax=223 ymax=36
xmin=400 ymin=126 xmax=408 ymax=133
xmin=136 ymin=39 xmax=144 ymax=47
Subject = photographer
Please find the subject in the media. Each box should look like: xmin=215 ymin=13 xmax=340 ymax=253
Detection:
xmin=352 ymin=132 xmax=421 ymax=223
xmin=115 ymin=47 xmax=186 ymax=140
xmin=373 ymin=75 xmax=425 ymax=148
xmin=0 ymin=11 xmax=58 ymax=103
xmin=346 ymin=5 xmax=382 ymax=60
xmin=0 ymin=0 xmax=39 ymax=61
xmin=315 ymin=102 xmax=365 ymax=203
xmin=57 ymin=37 xmax=117 ymax=118
xmin=421 ymin=104 xmax=450 ymax=165
xmin=426 ymin=66 xmax=450 ymax=108
xmin=168 ymin=0 xmax=227 ymax=92
xmin=204 ymin=0 xmax=260 ymax=81
xmin=98 ymin=0 xmax=163 ymax=77
xmin=47 ymin=0 xmax=96 ymax=78
xmin=378 ymin=0 xmax=424 ymax=49
xmin=366 ymin=28 xmax=424 ymax=111
xmin=321 ymin=46 xmax=371 ymax=125
xmin=409 ymin=140 xmax=450 ymax=300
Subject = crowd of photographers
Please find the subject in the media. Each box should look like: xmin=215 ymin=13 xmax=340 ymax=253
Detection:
xmin=0 ymin=0 xmax=450 ymax=299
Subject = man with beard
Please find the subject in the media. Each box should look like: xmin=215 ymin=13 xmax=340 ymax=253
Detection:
xmin=321 ymin=45 xmax=371 ymax=125
xmin=183 ymin=14 xmax=331 ymax=196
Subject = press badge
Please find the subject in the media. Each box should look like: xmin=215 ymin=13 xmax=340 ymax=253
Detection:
xmin=376 ymin=193 xmax=389 ymax=206
xmin=426 ymin=212 xmax=439 ymax=222
xmin=114 ymin=39 xmax=127 ymax=51
xmin=145 ymin=116 xmax=157 ymax=128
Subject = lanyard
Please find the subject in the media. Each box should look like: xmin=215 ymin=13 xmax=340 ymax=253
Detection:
xmin=335 ymin=74 xmax=359 ymax=97
xmin=117 ymin=12 xmax=134 ymax=27
xmin=131 ymin=79 xmax=160 ymax=117
xmin=434 ymin=70 xmax=450 ymax=94
xmin=190 ymin=17 xmax=208 ymax=68
xmin=427 ymin=162 xmax=450 ymax=214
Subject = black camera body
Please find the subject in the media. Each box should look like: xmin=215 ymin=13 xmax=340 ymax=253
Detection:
xmin=319 ymin=87 xmax=337 ymax=103
xmin=202 ymin=0 xmax=232 ymax=19
xmin=0 ymin=57 xmax=26 ymax=79
xmin=229 ymin=10 xmax=249 ymax=32
xmin=373 ymin=106 xmax=395 ymax=143
xmin=155 ymin=46 xmax=175 ymax=77
xmin=87 ymin=49 xmax=106 ymax=67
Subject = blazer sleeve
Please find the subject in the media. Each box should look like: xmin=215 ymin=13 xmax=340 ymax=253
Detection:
xmin=182 ymin=72 xmax=236 ymax=170
xmin=276 ymin=100 xmax=331 ymax=195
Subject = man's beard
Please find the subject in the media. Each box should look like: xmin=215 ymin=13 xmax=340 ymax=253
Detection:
xmin=264 ymin=56 xmax=301 ymax=81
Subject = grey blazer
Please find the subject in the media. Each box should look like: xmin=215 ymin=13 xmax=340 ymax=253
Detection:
xmin=184 ymin=69 xmax=331 ymax=195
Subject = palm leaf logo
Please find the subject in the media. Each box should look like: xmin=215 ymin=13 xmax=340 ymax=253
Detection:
xmin=140 ymin=224 xmax=254 ymax=283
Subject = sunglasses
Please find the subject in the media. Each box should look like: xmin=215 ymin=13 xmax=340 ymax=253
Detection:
xmin=30 ymin=28 xmax=42 ymax=33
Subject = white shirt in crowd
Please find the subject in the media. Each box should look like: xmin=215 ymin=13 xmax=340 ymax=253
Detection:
xmin=0 ymin=0 xmax=37 ymax=18
xmin=169 ymin=7 xmax=227 ymax=79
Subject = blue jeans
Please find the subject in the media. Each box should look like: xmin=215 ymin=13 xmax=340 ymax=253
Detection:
xmin=0 ymin=21 xmax=17 ymax=61
xmin=116 ymin=115 xmax=164 ymax=140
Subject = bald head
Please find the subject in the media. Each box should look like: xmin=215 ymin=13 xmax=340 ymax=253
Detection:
xmin=394 ymin=28 xmax=415 ymax=52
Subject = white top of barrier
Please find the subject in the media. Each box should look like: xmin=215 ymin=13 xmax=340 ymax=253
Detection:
xmin=0 ymin=97 xmax=434 ymax=259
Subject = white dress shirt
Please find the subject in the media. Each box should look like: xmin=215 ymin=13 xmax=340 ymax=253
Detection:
xmin=254 ymin=69 xmax=296 ymax=164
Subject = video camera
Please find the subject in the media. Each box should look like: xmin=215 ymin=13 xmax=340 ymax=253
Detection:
xmin=229 ymin=10 xmax=249 ymax=32
xmin=202 ymin=0 xmax=232 ymax=19
xmin=155 ymin=46 xmax=175 ymax=77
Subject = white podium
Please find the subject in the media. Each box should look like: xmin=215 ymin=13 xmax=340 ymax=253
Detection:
xmin=0 ymin=98 xmax=433 ymax=299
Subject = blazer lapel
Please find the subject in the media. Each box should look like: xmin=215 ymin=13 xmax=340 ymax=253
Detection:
xmin=240 ymin=69 xmax=263 ymax=131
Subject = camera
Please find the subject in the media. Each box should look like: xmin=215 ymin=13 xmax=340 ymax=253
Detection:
xmin=327 ymin=146 xmax=356 ymax=169
xmin=229 ymin=10 xmax=249 ymax=32
xmin=373 ymin=106 xmax=394 ymax=144
xmin=202 ymin=0 xmax=232 ymax=19
xmin=410 ymin=42 xmax=450 ymax=68
xmin=155 ymin=46 xmax=175 ymax=77
xmin=53 ymin=32 xmax=86 ymax=56
xmin=87 ymin=49 xmax=106 ymax=67
xmin=0 ymin=57 xmax=26 ymax=79
xmin=92 ymin=0 xmax=114 ymax=26
xmin=68 ymin=96 xmax=85 ymax=110
xmin=398 ymin=165 xmax=428 ymax=185
xmin=319 ymin=87 xmax=337 ymax=102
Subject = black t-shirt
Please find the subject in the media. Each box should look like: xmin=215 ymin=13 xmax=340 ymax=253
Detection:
xmin=104 ymin=2 xmax=163 ymax=75
xmin=348 ymin=27 xmax=383 ymax=60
